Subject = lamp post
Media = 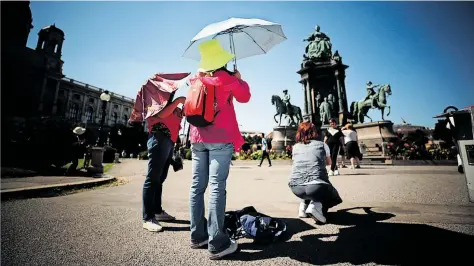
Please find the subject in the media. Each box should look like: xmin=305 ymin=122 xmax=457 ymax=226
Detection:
xmin=96 ymin=90 xmax=111 ymax=146
xmin=90 ymin=90 xmax=111 ymax=175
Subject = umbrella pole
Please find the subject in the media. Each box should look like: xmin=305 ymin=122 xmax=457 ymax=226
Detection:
xmin=229 ymin=33 xmax=237 ymax=72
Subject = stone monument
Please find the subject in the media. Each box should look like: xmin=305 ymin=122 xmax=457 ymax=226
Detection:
xmin=270 ymin=89 xmax=303 ymax=153
xmin=349 ymin=82 xmax=398 ymax=158
xmin=297 ymin=25 xmax=350 ymax=138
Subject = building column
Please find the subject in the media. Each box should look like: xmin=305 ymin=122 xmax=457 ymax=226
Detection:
xmin=305 ymin=80 xmax=313 ymax=122
xmin=341 ymin=74 xmax=349 ymax=112
xmin=65 ymin=89 xmax=73 ymax=118
xmin=119 ymin=104 xmax=124 ymax=124
xmin=107 ymin=101 xmax=114 ymax=126
xmin=81 ymin=93 xmax=87 ymax=123
xmin=96 ymin=92 xmax=102 ymax=123
xmin=310 ymin=86 xmax=316 ymax=117
xmin=302 ymin=80 xmax=308 ymax=115
xmin=335 ymin=70 xmax=343 ymax=113
xmin=38 ymin=76 xmax=48 ymax=112
xmin=52 ymin=80 xmax=61 ymax=115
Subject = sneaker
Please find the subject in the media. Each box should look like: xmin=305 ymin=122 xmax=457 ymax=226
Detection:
xmin=190 ymin=239 xmax=208 ymax=249
xmin=334 ymin=170 xmax=340 ymax=176
xmin=350 ymin=165 xmax=355 ymax=169
xmin=299 ymin=202 xmax=309 ymax=218
xmin=328 ymin=170 xmax=334 ymax=176
xmin=305 ymin=202 xmax=327 ymax=224
xmin=257 ymin=164 xmax=261 ymax=167
xmin=355 ymin=165 xmax=361 ymax=169
xmin=143 ymin=219 xmax=163 ymax=232
xmin=269 ymin=164 xmax=272 ymax=167
xmin=155 ymin=211 xmax=176 ymax=221
xmin=209 ymin=240 xmax=239 ymax=260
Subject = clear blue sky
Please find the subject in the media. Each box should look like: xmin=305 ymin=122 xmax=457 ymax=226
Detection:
xmin=28 ymin=1 xmax=474 ymax=133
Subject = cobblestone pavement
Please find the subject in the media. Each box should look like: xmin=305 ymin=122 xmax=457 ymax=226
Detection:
xmin=2 ymin=159 xmax=473 ymax=265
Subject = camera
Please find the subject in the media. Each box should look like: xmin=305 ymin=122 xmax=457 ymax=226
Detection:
xmin=171 ymin=152 xmax=184 ymax=172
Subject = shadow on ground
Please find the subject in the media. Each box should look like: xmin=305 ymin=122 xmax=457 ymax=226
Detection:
xmin=230 ymin=207 xmax=473 ymax=265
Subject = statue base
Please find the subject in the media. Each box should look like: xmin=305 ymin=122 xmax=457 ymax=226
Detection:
xmin=353 ymin=120 xmax=398 ymax=157
xmin=271 ymin=126 xmax=297 ymax=154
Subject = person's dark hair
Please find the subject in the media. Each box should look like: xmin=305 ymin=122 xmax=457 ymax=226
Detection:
xmin=261 ymin=133 xmax=265 ymax=138
xmin=213 ymin=65 xmax=234 ymax=76
xmin=329 ymin=118 xmax=337 ymax=124
xmin=295 ymin=122 xmax=319 ymax=144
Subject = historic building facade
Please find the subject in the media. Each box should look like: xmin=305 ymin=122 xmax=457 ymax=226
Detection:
xmin=1 ymin=1 xmax=134 ymax=128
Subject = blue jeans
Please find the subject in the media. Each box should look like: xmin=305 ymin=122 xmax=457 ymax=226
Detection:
xmin=189 ymin=142 xmax=233 ymax=253
xmin=143 ymin=131 xmax=173 ymax=221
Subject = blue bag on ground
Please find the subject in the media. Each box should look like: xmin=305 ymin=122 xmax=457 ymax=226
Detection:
xmin=224 ymin=206 xmax=287 ymax=244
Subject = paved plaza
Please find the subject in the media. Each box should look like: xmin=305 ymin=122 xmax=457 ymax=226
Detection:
xmin=2 ymin=160 xmax=474 ymax=265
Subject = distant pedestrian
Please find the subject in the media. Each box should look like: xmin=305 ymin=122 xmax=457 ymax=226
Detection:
xmin=342 ymin=123 xmax=361 ymax=169
xmin=324 ymin=119 xmax=345 ymax=176
xmin=258 ymin=133 xmax=272 ymax=167
xmin=67 ymin=127 xmax=87 ymax=175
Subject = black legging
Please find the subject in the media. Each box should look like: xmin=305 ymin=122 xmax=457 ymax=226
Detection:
xmin=327 ymin=142 xmax=341 ymax=171
xmin=259 ymin=150 xmax=272 ymax=166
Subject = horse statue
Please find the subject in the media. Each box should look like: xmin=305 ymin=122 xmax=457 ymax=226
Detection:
xmin=271 ymin=95 xmax=303 ymax=127
xmin=350 ymin=84 xmax=392 ymax=124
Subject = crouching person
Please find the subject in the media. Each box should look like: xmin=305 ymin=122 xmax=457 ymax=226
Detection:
xmin=288 ymin=122 xmax=343 ymax=224
xmin=129 ymin=72 xmax=190 ymax=232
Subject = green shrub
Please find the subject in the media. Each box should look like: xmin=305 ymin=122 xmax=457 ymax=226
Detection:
xmin=185 ymin=149 xmax=192 ymax=160
xmin=138 ymin=151 xmax=149 ymax=160
xmin=250 ymin=150 xmax=263 ymax=160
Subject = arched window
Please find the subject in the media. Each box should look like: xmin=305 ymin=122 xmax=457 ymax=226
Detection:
xmin=85 ymin=107 xmax=94 ymax=122
xmin=113 ymin=112 xmax=118 ymax=124
xmin=67 ymin=103 xmax=79 ymax=120
xmin=123 ymin=115 xmax=128 ymax=124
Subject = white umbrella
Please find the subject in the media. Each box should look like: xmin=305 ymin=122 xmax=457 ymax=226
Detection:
xmin=182 ymin=18 xmax=287 ymax=69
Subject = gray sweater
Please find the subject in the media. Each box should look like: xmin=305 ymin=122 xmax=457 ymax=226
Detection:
xmin=288 ymin=140 xmax=330 ymax=187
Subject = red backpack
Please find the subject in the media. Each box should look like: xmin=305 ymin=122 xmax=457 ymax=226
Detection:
xmin=184 ymin=78 xmax=219 ymax=127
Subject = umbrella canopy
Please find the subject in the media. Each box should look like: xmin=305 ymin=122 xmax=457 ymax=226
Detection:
xmin=182 ymin=18 xmax=287 ymax=62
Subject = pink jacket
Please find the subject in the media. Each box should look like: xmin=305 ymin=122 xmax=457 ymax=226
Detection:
xmin=189 ymin=70 xmax=251 ymax=151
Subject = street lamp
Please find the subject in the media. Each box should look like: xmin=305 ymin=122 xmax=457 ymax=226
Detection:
xmin=96 ymin=90 xmax=111 ymax=146
xmin=90 ymin=90 xmax=111 ymax=175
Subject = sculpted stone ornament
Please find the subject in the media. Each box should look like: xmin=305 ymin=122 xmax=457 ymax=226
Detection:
xmin=332 ymin=50 xmax=342 ymax=63
xmin=319 ymin=97 xmax=332 ymax=124
xmin=272 ymin=92 xmax=304 ymax=127
xmin=327 ymin=94 xmax=337 ymax=117
xmin=350 ymin=83 xmax=393 ymax=124
xmin=303 ymin=25 xmax=333 ymax=61
xmin=281 ymin=89 xmax=292 ymax=116
xmin=315 ymin=92 xmax=322 ymax=109
xmin=364 ymin=81 xmax=379 ymax=108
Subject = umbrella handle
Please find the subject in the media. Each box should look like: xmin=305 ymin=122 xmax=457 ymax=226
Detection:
xmin=229 ymin=33 xmax=238 ymax=72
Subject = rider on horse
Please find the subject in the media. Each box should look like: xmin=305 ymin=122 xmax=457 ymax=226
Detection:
xmin=364 ymin=81 xmax=380 ymax=108
xmin=282 ymin=89 xmax=293 ymax=116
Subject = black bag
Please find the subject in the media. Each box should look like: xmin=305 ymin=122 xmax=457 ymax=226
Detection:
xmin=224 ymin=206 xmax=287 ymax=244
xmin=171 ymin=151 xmax=183 ymax=172
xmin=266 ymin=139 xmax=272 ymax=151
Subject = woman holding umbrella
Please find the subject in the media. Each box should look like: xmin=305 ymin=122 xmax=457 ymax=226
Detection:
xmin=187 ymin=39 xmax=251 ymax=260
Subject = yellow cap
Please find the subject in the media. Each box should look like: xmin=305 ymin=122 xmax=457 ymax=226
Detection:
xmin=198 ymin=39 xmax=235 ymax=72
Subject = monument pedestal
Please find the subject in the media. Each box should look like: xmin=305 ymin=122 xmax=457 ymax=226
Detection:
xmin=298 ymin=59 xmax=349 ymax=128
xmin=88 ymin=147 xmax=104 ymax=175
xmin=271 ymin=126 xmax=297 ymax=154
xmin=353 ymin=120 xmax=398 ymax=158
